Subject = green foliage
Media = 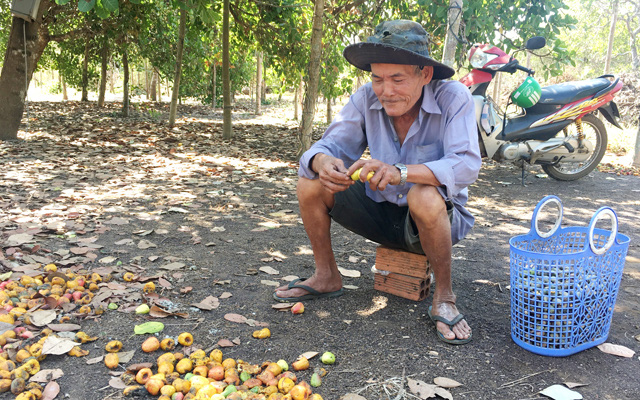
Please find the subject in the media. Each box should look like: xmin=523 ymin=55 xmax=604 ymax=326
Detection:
xmin=559 ymin=0 xmax=634 ymax=77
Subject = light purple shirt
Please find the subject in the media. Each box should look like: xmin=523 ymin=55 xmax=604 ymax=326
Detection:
xmin=298 ymin=79 xmax=481 ymax=243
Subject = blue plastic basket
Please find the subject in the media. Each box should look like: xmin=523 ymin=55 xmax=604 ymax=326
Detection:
xmin=509 ymin=196 xmax=630 ymax=356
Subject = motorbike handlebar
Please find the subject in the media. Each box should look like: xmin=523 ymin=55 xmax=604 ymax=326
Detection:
xmin=516 ymin=64 xmax=535 ymax=76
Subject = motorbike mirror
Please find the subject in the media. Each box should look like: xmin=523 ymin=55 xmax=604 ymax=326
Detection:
xmin=525 ymin=36 xmax=546 ymax=50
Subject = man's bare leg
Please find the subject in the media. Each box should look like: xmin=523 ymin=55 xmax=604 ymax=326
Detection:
xmin=274 ymin=177 xmax=343 ymax=298
xmin=407 ymin=185 xmax=471 ymax=342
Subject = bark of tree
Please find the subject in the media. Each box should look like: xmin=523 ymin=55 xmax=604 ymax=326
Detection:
xmin=211 ymin=65 xmax=218 ymax=110
xmin=326 ymin=96 xmax=332 ymax=124
xmin=150 ymin=68 xmax=157 ymax=101
xmin=81 ymin=40 xmax=89 ymax=102
xmin=604 ymin=0 xmax=618 ymax=74
xmin=169 ymin=7 xmax=187 ymax=127
xmin=223 ymin=0 xmax=232 ymax=139
xmin=624 ymin=15 xmax=640 ymax=70
xmin=144 ymin=60 xmax=150 ymax=100
xmin=0 ymin=0 xmax=53 ymax=140
xmin=98 ymin=39 xmax=108 ymax=107
xmin=442 ymin=0 xmax=463 ymax=67
xmin=255 ymin=50 xmax=263 ymax=115
xmin=122 ymin=47 xmax=130 ymax=117
xmin=634 ymin=117 xmax=640 ymax=167
xmin=298 ymin=0 xmax=325 ymax=157
xmin=294 ymin=78 xmax=299 ymax=121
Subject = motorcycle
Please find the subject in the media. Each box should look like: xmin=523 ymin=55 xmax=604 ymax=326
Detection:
xmin=459 ymin=37 xmax=623 ymax=181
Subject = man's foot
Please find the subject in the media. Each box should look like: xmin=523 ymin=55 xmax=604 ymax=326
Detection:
xmin=428 ymin=301 xmax=472 ymax=345
xmin=273 ymin=276 xmax=343 ymax=302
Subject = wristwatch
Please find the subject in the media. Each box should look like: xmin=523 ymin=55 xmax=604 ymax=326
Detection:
xmin=394 ymin=163 xmax=407 ymax=185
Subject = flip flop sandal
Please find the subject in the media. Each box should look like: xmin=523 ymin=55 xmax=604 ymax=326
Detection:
xmin=273 ymin=278 xmax=344 ymax=303
xmin=428 ymin=305 xmax=472 ymax=345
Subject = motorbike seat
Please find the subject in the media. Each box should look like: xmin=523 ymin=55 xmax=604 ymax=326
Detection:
xmin=538 ymin=78 xmax=611 ymax=105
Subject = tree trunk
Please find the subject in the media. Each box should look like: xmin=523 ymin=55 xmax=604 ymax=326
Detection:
xmin=81 ymin=40 xmax=89 ymax=102
xmin=255 ymin=50 xmax=262 ymax=115
xmin=633 ymin=117 xmax=640 ymax=167
xmin=298 ymin=0 xmax=324 ymax=157
xmin=212 ymin=64 xmax=217 ymax=109
xmin=122 ymin=47 xmax=130 ymax=117
xmin=98 ymin=38 xmax=108 ymax=107
xmin=150 ymin=68 xmax=157 ymax=101
xmin=604 ymin=0 xmax=618 ymax=74
xmin=442 ymin=0 xmax=463 ymax=67
xmin=144 ymin=60 xmax=150 ymax=100
xmin=0 ymin=1 xmax=52 ymax=140
xmin=294 ymin=78 xmax=299 ymax=121
xmin=62 ymin=75 xmax=68 ymax=100
xmin=624 ymin=17 xmax=640 ymax=70
xmin=169 ymin=7 xmax=187 ymax=127
xmin=222 ymin=0 xmax=232 ymax=139
xmin=326 ymin=95 xmax=332 ymax=124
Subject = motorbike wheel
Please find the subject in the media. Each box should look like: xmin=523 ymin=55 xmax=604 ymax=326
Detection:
xmin=542 ymin=113 xmax=608 ymax=181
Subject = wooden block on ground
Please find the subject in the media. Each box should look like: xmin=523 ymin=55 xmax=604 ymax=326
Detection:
xmin=374 ymin=272 xmax=431 ymax=301
xmin=375 ymin=246 xmax=430 ymax=279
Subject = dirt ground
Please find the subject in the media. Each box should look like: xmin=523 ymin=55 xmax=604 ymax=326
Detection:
xmin=1 ymin=100 xmax=639 ymax=400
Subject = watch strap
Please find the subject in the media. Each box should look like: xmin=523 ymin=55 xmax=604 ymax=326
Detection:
xmin=394 ymin=163 xmax=407 ymax=185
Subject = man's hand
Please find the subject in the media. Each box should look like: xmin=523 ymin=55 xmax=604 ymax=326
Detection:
xmin=347 ymin=160 xmax=402 ymax=191
xmin=311 ymin=154 xmax=354 ymax=194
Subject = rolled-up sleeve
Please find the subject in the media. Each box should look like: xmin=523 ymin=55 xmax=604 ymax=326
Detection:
xmin=423 ymin=83 xmax=481 ymax=200
xmin=298 ymin=88 xmax=369 ymax=179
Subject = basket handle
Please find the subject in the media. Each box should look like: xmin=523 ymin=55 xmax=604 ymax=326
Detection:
xmin=531 ymin=195 xmax=563 ymax=238
xmin=587 ymin=206 xmax=618 ymax=255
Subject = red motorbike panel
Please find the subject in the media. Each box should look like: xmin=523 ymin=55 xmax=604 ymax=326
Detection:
xmin=460 ymin=69 xmax=493 ymax=87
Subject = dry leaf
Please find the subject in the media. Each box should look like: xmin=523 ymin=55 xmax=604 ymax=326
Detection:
xmin=42 ymin=336 xmax=80 ymax=355
xmin=282 ymin=275 xmax=299 ymax=282
xmin=348 ymin=256 xmax=359 ymax=263
xmin=6 ymin=233 xmax=34 ymax=246
xmin=597 ymin=343 xmax=636 ymax=358
xmin=29 ymin=368 xmax=64 ymax=382
xmin=104 ymin=217 xmax=129 ymax=225
xmin=407 ymin=378 xmax=437 ymax=399
xmin=99 ymin=256 xmax=117 ymax=264
xmin=180 ymin=286 xmax=193 ymax=293
xmin=109 ymin=377 xmax=127 ymax=389
xmin=298 ymin=351 xmax=319 ymax=360
xmin=218 ymin=339 xmax=235 ymax=347
xmin=261 ymin=280 xmax=280 ymax=287
xmin=564 ymin=382 xmax=588 ymax=389
xmin=29 ymin=310 xmax=57 ymax=327
xmin=138 ymin=239 xmax=157 ymax=249
xmin=46 ymin=323 xmax=82 ymax=332
xmin=540 ymin=384 xmax=583 ymax=400
xmin=85 ymin=355 xmax=104 ymax=365
xmin=434 ymin=387 xmax=453 ymax=400
xmin=434 ymin=377 xmax=462 ymax=388
xmin=272 ymin=303 xmax=294 ymax=311
xmin=149 ymin=305 xmax=188 ymax=319
xmin=340 ymin=394 xmax=367 ymax=400
xmin=126 ymin=362 xmax=153 ymax=371
xmin=259 ymin=266 xmax=280 ymax=275
xmin=338 ymin=267 xmax=361 ymax=278
xmin=41 ymin=380 xmax=61 ymax=400
xmin=191 ymin=296 xmax=220 ymax=311
xmin=118 ymin=350 xmax=136 ymax=364
xmin=219 ymin=292 xmax=232 ymax=299
xmin=224 ymin=313 xmax=248 ymax=324
xmin=161 ymin=262 xmax=186 ymax=270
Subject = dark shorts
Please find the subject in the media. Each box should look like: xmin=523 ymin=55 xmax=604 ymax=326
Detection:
xmin=329 ymin=181 xmax=453 ymax=255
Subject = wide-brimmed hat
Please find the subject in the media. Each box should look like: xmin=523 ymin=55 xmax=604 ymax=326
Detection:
xmin=343 ymin=20 xmax=455 ymax=80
